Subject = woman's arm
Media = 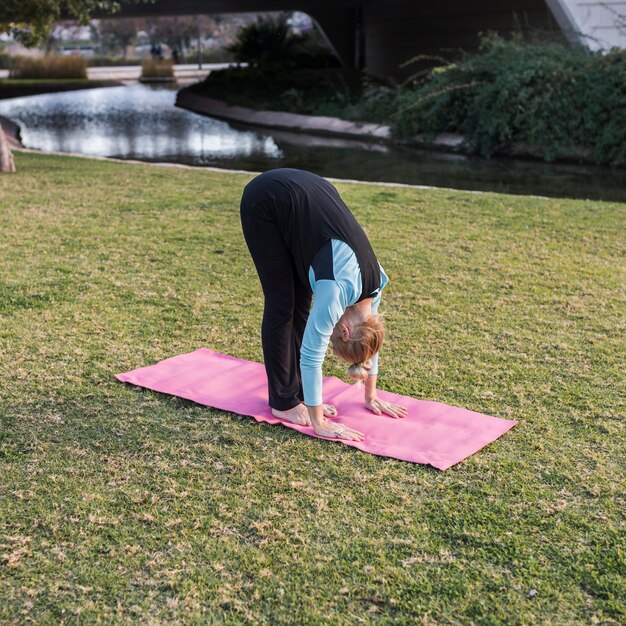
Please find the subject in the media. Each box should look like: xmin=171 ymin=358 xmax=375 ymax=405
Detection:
xmin=365 ymin=373 xmax=378 ymax=403
xmin=362 ymin=270 xmax=408 ymax=418
xmin=300 ymin=281 xmax=365 ymax=440
xmin=300 ymin=281 xmax=344 ymax=407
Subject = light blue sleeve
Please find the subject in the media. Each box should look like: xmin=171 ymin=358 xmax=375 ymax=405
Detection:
xmin=300 ymin=280 xmax=347 ymax=406
xmin=368 ymin=264 xmax=389 ymax=376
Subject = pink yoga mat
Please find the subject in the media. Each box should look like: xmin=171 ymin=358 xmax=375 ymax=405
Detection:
xmin=116 ymin=348 xmax=516 ymax=470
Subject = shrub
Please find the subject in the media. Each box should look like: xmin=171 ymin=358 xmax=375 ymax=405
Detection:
xmin=9 ymin=55 xmax=88 ymax=79
xmin=141 ymin=58 xmax=174 ymax=79
xmin=390 ymin=34 xmax=626 ymax=166
xmin=227 ymin=12 xmax=338 ymax=69
xmin=191 ymin=65 xmax=376 ymax=117
xmin=227 ymin=13 xmax=299 ymax=67
xmin=88 ymin=56 xmax=142 ymax=67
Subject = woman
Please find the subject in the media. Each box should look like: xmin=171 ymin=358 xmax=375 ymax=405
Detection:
xmin=240 ymin=168 xmax=407 ymax=442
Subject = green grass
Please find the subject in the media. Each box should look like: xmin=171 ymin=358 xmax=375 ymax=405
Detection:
xmin=1 ymin=152 xmax=624 ymax=625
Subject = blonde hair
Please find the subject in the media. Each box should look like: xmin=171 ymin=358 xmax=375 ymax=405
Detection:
xmin=333 ymin=315 xmax=385 ymax=381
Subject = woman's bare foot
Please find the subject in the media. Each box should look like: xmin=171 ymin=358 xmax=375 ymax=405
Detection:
xmin=322 ymin=403 xmax=338 ymax=417
xmin=271 ymin=403 xmax=311 ymax=426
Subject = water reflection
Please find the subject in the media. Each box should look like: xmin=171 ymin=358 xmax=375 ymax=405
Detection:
xmin=0 ymin=83 xmax=624 ymax=201
xmin=0 ymin=84 xmax=282 ymax=162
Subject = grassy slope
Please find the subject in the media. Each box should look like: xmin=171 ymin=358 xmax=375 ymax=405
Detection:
xmin=0 ymin=152 xmax=624 ymax=625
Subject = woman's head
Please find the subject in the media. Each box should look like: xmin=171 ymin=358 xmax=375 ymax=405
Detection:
xmin=331 ymin=314 xmax=385 ymax=380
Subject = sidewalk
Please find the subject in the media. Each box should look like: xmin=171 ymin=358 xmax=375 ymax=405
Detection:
xmin=0 ymin=63 xmax=234 ymax=82
xmin=87 ymin=63 xmax=221 ymax=82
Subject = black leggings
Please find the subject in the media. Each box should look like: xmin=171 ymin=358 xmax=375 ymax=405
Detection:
xmin=240 ymin=201 xmax=312 ymax=411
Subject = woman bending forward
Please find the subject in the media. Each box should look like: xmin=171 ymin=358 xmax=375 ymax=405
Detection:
xmin=240 ymin=168 xmax=406 ymax=441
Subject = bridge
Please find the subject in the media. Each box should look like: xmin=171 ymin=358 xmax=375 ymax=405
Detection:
xmin=117 ymin=0 xmax=626 ymax=79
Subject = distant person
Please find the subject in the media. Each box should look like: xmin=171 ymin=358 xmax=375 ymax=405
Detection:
xmin=172 ymin=47 xmax=180 ymax=64
xmin=156 ymin=43 xmax=163 ymax=60
xmin=150 ymin=43 xmax=158 ymax=60
xmin=240 ymin=168 xmax=407 ymax=441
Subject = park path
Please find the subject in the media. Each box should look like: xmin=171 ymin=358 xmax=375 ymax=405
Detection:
xmin=0 ymin=63 xmax=235 ymax=83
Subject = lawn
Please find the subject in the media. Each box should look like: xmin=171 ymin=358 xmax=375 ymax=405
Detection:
xmin=1 ymin=152 xmax=624 ymax=625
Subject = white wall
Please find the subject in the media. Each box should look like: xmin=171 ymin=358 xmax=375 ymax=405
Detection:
xmin=549 ymin=0 xmax=626 ymax=48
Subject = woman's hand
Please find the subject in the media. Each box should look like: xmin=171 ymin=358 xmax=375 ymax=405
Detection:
xmin=313 ymin=417 xmax=365 ymax=442
xmin=306 ymin=404 xmax=364 ymax=441
xmin=322 ymin=403 xmax=338 ymax=417
xmin=365 ymin=397 xmax=408 ymax=419
xmin=363 ymin=374 xmax=407 ymax=418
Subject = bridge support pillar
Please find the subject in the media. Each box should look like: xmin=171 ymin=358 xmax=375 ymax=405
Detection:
xmin=308 ymin=7 xmax=363 ymax=68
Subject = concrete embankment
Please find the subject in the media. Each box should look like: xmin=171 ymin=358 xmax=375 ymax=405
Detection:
xmin=176 ymin=87 xmax=392 ymax=143
xmin=175 ymin=87 xmax=476 ymax=155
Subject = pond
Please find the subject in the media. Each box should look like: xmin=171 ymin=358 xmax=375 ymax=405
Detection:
xmin=1 ymin=83 xmax=624 ymax=202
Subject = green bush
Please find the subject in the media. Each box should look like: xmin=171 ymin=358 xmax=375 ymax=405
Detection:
xmin=9 ymin=55 xmax=88 ymax=79
xmin=88 ymin=56 xmax=142 ymax=67
xmin=227 ymin=13 xmax=295 ymax=66
xmin=191 ymin=65 xmax=378 ymax=117
xmin=227 ymin=12 xmax=338 ymax=69
xmin=390 ymin=35 xmax=626 ymax=166
xmin=140 ymin=58 xmax=174 ymax=79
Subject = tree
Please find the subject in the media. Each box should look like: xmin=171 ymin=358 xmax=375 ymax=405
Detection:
xmin=226 ymin=12 xmax=300 ymax=67
xmin=0 ymin=0 xmax=150 ymax=172
xmin=0 ymin=1 xmax=151 ymax=47
xmin=97 ymin=17 xmax=142 ymax=59
xmin=142 ymin=15 xmax=216 ymax=59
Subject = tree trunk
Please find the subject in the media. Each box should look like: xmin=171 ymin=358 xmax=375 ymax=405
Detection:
xmin=0 ymin=127 xmax=16 ymax=173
